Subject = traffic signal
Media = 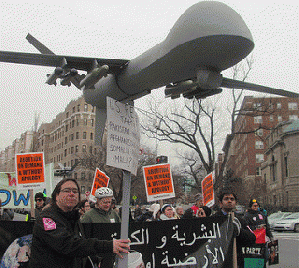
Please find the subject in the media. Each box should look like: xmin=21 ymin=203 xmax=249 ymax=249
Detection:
xmin=156 ymin=155 xmax=168 ymax=164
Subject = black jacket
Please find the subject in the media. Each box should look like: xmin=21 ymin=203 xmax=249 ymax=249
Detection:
xmin=243 ymin=209 xmax=273 ymax=238
xmin=28 ymin=204 xmax=113 ymax=268
xmin=212 ymin=210 xmax=256 ymax=267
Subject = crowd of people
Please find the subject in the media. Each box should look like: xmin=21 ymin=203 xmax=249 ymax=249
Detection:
xmin=0 ymin=183 xmax=274 ymax=268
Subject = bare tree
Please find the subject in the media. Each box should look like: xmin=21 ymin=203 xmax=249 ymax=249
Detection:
xmin=140 ymin=56 xmax=255 ymax=191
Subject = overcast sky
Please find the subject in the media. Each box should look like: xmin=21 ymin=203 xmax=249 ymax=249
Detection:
xmin=0 ymin=0 xmax=298 ymax=153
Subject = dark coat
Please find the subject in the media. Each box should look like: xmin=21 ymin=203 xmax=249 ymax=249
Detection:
xmin=28 ymin=204 xmax=113 ymax=268
xmin=243 ymin=209 xmax=273 ymax=238
xmin=212 ymin=210 xmax=256 ymax=267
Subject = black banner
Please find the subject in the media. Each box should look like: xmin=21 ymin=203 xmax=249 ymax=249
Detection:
xmin=1 ymin=216 xmax=234 ymax=267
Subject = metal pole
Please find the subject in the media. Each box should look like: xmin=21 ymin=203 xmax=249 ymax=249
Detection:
xmin=116 ymin=170 xmax=131 ymax=268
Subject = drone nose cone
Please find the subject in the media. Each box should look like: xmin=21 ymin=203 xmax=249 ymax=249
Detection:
xmin=164 ymin=1 xmax=254 ymax=49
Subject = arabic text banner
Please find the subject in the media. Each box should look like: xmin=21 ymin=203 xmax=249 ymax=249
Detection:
xmin=0 ymin=217 xmax=234 ymax=267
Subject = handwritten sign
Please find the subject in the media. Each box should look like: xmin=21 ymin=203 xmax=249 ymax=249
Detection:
xmin=89 ymin=168 xmax=110 ymax=202
xmin=143 ymin=163 xmax=175 ymax=202
xmin=201 ymin=172 xmax=215 ymax=207
xmin=106 ymin=97 xmax=140 ymax=175
xmin=15 ymin=153 xmax=45 ymax=190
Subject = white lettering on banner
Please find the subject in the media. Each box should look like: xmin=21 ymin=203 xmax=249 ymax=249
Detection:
xmin=106 ymin=97 xmax=140 ymax=175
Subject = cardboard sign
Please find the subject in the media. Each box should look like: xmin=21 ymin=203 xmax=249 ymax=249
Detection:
xmin=201 ymin=172 xmax=215 ymax=207
xmin=106 ymin=96 xmax=140 ymax=175
xmin=89 ymin=169 xmax=110 ymax=202
xmin=143 ymin=163 xmax=175 ymax=202
xmin=15 ymin=153 xmax=45 ymax=190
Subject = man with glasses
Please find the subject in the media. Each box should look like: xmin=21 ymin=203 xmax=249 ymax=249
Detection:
xmin=28 ymin=178 xmax=129 ymax=268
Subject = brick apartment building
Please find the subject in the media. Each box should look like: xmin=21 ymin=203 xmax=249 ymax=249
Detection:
xmin=34 ymin=96 xmax=97 ymax=193
xmin=223 ymin=96 xmax=299 ymax=207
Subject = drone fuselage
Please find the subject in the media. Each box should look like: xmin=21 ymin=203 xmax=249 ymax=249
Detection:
xmin=84 ymin=1 xmax=254 ymax=108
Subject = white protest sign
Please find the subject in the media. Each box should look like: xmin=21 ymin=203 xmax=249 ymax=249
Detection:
xmin=106 ymin=97 xmax=140 ymax=175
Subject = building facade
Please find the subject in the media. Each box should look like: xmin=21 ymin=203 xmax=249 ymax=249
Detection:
xmin=261 ymin=120 xmax=299 ymax=209
xmin=34 ymin=96 xmax=97 ymax=193
xmin=0 ymin=131 xmax=34 ymax=172
xmin=222 ymin=96 xmax=299 ymax=205
xmin=0 ymin=96 xmax=98 ymax=194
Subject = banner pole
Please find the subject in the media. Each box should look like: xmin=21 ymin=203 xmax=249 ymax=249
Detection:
xmin=229 ymin=212 xmax=238 ymax=268
xmin=116 ymin=170 xmax=131 ymax=268
xmin=30 ymin=189 xmax=35 ymax=219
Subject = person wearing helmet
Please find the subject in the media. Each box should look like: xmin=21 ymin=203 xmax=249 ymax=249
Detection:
xmin=80 ymin=187 xmax=121 ymax=267
xmin=81 ymin=187 xmax=120 ymax=224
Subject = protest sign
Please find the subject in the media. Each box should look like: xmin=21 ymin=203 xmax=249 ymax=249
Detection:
xmin=201 ymin=172 xmax=215 ymax=207
xmin=89 ymin=168 xmax=110 ymax=202
xmin=0 ymin=217 xmax=234 ymax=267
xmin=15 ymin=153 xmax=45 ymax=190
xmin=106 ymin=96 xmax=140 ymax=176
xmin=143 ymin=163 xmax=175 ymax=202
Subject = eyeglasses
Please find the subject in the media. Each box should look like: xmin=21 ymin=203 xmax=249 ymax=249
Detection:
xmin=60 ymin=188 xmax=79 ymax=194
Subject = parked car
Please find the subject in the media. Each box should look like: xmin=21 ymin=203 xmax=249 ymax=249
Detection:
xmin=268 ymin=212 xmax=293 ymax=230
xmin=273 ymin=212 xmax=299 ymax=232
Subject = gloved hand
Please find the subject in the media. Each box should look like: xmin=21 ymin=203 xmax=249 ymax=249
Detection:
xmin=233 ymin=217 xmax=241 ymax=236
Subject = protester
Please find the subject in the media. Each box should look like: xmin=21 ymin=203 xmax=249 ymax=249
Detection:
xmin=191 ymin=193 xmax=203 ymax=215
xmin=26 ymin=192 xmax=46 ymax=222
xmin=175 ymin=206 xmax=184 ymax=219
xmin=0 ymin=198 xmax=14 ymax=221
xmin=160 ymin=204 xmax=176 ymax=220
xmin=182 ymin=208 xmax=196 ymax=219
xmin=196 ymin=206 xmax=212 ymax=217
xmin=135 ymin=203 xmax=160 ymax=222
xmin=81 ymin=187 xmax=120 ymax=224
xmin=78 ymin=199 xmax=91 ymax=218
xmin=133 ymin=204 xmax=143 ymax=219
xmin=212 ymin=189 xmax=256 ymax=267
xmin=243 ymin=198 xmax=273 ymax=241
xmin=28 ymin=178 xmax=130 ymax=268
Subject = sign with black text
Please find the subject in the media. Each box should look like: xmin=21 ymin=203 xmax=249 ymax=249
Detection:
xmin=106 ymin=97 xmax=140 ymax=175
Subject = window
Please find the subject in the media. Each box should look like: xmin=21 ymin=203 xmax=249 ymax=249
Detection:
xmin=254 ymin=116 xmax=263 ymax=124
xmin=65 ymin=137 xmax=68 ymax=144
xmin=289 ymin=115 xmax=298 ymax=121
xmin=284 ymin=156 xmax=288 ymax=177
xmin=77 ymin=105 xmax=80 ymax=112
xmin=65 ymin=124 xmax=68 ymax=132
xmin=82 ymin=145 xmax=86 ymax=152
xmin=91 ymin=119 xmax=94 ymax=127
xmin=83 ymin=132 xmax=87 ymax=139
xmin=256 ymin=167 xmax=261 ymax=176
xmin=277 ymin=115 xmax=282 ymax=122
xmin=72 ymin=106 xmax=75 ymax=113
xmin=81 ymin=172 xmax=86 ymax=180
xmin=84 ymin=104 xmax=88 ymax=112
xmin=288 ymin=102 xmax=298 ymax=110
xmin=277 ymin=103 xmax=281 ymax=109
xmin=90 ymin=133 xmax=93 ymax=140
xmin=270 ymin=115 xmax=274 ymax=122
xmin=75 ymin=145 xmax=79 ymax=153
xmin=64 ymin=149 xmax=67 ymax=157
xmin=256 ymin=154 xmax=264 ymax=163
xmin=255 ymin=141 xmax=264 ymax=149
xmin=76 ymin=132 xmax=79 ymax=139
xmin=84 ymin=119 xmax=88 ymax=125
xmin=253 ymin=103 xmax=262 ymax=110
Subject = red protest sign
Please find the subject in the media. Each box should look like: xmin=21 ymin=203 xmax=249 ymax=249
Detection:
xmin=201 ymin=172 xmax=214 ymax=207
xmin=15 ymin=152 xmax=45 ymax=190
xmin=143 ymin=163 xmax=175 ymax=202
xmin=91 ymin=168 xmax=110 ymax=196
